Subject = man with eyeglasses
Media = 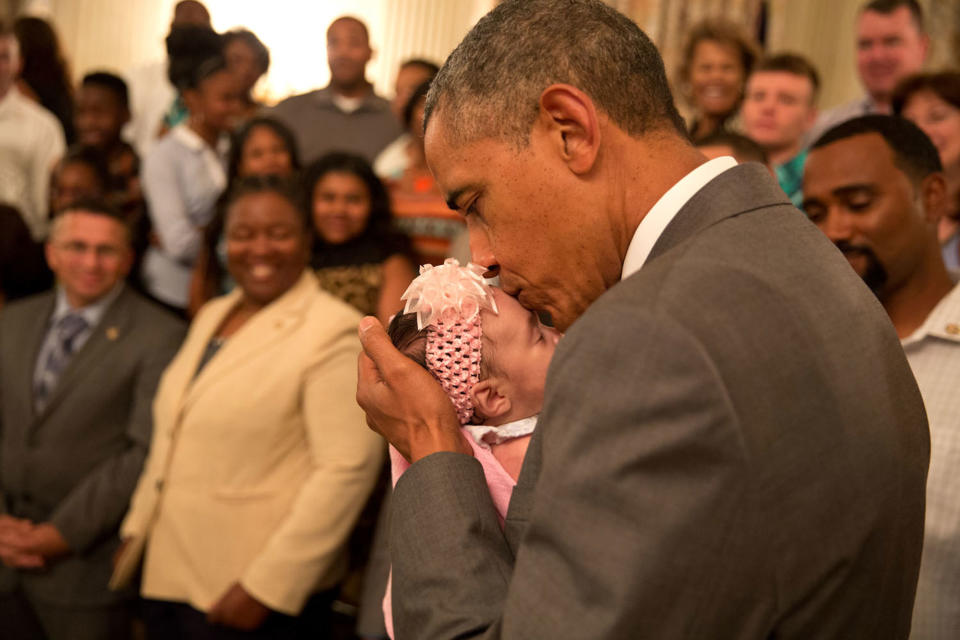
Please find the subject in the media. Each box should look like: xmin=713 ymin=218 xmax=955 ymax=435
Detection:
xmin=0 ymin=201 xmax=184 ymax=640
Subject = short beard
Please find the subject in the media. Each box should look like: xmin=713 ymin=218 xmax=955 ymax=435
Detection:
xmin=835 ymin=240 xmax=888 ymax=296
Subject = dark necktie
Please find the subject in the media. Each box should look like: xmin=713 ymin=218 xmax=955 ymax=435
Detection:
xmin=34 ymin=313 xmax=88 ymax=413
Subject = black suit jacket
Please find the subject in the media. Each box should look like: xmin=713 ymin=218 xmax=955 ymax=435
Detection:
xmin=0 ymin=286 xmax=184 ymax=605
xmin=389 ymin=164 xmax=929 ymax=638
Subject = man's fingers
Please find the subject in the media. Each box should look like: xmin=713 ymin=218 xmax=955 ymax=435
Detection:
xmin=358 ymin=316 xmax=410 ymax=379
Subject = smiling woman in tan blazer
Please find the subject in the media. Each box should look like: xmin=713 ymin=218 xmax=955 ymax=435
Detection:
xmin=114 ymin=175 xmax=384 ymax=639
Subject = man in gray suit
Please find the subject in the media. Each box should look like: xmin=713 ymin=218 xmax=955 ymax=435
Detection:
xmin=355 ymin=1 xmax=929 ymax=638
xmin=0 ymin=201 xmax=184 ymax=639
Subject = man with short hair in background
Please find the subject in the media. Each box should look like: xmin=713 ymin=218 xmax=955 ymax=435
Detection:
xmin=270 ymin=16 xmax=400 ymax=164
xmin=0 ymin=202 xmax=184 ymax=640
xmin=804 ymin=114 xmax=960 ymax=640
xmin=0 ymin=20 xmax=65 ymax=241
xmin=742 ymin=53 xmax=819 ymax=207
xmin=809 ymin=0 xmax=928 ymax=142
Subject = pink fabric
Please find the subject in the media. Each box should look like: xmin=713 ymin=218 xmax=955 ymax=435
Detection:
xmin=383 ymin=431 xmax=517 ymax=638
xmin=426 ymin=317 xmax=484 ymax=424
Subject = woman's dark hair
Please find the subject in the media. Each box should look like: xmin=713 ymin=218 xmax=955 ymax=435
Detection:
xmin=302 ymin=152 xmax=411 ymax=269
xmin=221 ymin=174 xmax=309 ymax=232
xmin=226 ymin=116 xmax=301 ymax=185
xmin=165 ymin=25 xmax=223 ymax=90
xmin=0 ymin=204 xmax=52 ymax=302
xmin=223 ymin=28 xmax=270 ymax=74
xmin=13 ymin=16 xmax=74 ymax=142
xmin=892 ymin=71 xmax=960 ymax=116
xmin=57 ymin=145 xmax=111 ymax=195
xmin=403 ymin=79 xmax=432 ymax=132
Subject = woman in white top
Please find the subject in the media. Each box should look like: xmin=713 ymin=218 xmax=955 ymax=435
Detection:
xmin=141 ymin=54 xmax=242 ymax=313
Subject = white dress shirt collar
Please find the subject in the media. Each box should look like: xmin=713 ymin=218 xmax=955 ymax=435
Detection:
xmin=902 ymin=282 xmax=960 ymax=348
xmin=621 ymin=156 xmax=737 ymax=281
xmin=51 ymin=282 xmax=125 ymax=329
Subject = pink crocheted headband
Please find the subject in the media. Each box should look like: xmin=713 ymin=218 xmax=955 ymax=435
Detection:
xmin=401 ymin=259 xmax=498 ymax=424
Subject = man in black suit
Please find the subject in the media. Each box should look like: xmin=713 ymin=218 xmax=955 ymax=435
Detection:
xmin=355 ymin=1 xmax=929 ymax=638
xmin=0 ymin=200 xmax=184 ymax=640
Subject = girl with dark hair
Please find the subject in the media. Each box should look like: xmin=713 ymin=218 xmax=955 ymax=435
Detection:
xmin=305 ymin=152 xmax=415 ymax=326
xmin=388 ymin=79 xmax=467 ymax=266
xmin=223 ymin=28 xmax=270 ymax=121
xmin=141 ymin=55 xmax=242 ymax=314
xmin=894 ymin=71 xmax=960 ymax=270
xmin=13 ymin=16 xmax=75 ymax=143
xmin=188 ymin=116 xmax=301 ymax=315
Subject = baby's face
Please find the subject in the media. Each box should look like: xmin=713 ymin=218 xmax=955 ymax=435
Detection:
xmin=481 ymin=288 xmax=562 ymax=418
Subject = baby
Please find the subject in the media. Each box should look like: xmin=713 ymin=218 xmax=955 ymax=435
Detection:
xmin=382 ymin=259 xmax=561 ymax=636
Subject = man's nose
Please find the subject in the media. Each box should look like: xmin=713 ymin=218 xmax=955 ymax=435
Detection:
xmin=468 ymin=227 xmax=499 ymax=277
xmin=822 ymin=208 xmax=854 ymax=243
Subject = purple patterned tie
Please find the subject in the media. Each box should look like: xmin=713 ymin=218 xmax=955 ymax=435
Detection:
xmin=34 ymin=313 xmax=88 ymax=413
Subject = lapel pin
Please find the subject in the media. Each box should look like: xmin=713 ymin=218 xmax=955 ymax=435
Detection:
xmin=946 ymin=323 xmax=960 ymax=336
xmin=106 ymin=327 xmax=119 ymax=341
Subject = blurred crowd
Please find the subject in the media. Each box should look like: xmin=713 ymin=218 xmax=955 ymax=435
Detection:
xmin=0 ymin=0 xmax=958 ymax=638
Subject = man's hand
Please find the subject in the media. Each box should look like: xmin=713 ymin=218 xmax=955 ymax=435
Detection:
xmin=356 ymin=316 xmax=470 ymax=462
xmin=0 ymin=516 xmax=69 ymax=568
xmin=206 ymin=582 xmax=272 ymax=631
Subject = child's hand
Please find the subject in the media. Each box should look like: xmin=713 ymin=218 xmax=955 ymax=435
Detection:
xmin=357 ymin=316 xmax=470 ymax=462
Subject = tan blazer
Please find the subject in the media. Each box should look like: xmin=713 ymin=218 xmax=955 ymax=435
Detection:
xmin=117 ymin=270 xmax=384 ymax=615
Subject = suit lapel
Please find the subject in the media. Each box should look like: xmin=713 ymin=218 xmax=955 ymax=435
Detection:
xmin=180 ymin=271 xmax=315 ymax=410
xmin=33 ymin=289 xmax=133 ymax=421
xmin=19 ymin=295 xmax=56 ymax=422
xmin=646 ymin=162 xmax=791 ymax=264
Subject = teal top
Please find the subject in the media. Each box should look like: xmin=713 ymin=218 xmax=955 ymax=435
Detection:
xmin=776 ymin=150 xmax=807 ymax=210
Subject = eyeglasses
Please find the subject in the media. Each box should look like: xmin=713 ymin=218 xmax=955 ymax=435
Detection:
xmin=54 ymin=241 xmax=124 ymax=259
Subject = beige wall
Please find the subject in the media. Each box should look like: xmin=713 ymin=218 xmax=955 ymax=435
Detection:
xmin=25 ymin=0 xmax=494 ymax=104
xmin=766 ymin=0 xmax=863 ymax=110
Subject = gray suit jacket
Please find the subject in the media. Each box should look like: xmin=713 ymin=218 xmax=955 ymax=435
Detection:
xmin=389 ymin=164 xmax=929 ymax=639
xmin=0 ymin=286 xmax=184 ymax=606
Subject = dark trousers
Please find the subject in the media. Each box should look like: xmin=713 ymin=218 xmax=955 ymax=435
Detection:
xmin=0 ymin=587 xmax=132 ymax=640
xmin=141 ymin=590 xmax=336 ymax=640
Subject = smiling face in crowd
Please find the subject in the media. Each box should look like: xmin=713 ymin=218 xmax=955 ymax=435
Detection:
xmin=311 ymin=170 xmax=372 ymax=245
xmin=856 ymin=6 xmax=927 ymax=104
xmin=45 ymin=211 xmax=132 ymax=308
xmin=238 ymin=125 xmax=294 ymax=178
xmin=688 ymin=39 xmax=745 ymax=119
xmin=902 ymin=90 xmax=960 ymax=175
xmin=74 ymin=84 xmax=128 ymax=150
xmin=225 ymin=190 xmax=309 ymax=308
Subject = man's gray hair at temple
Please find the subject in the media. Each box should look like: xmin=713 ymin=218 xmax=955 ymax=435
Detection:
xmin=423 ymin=0 xmax=687 ymax=146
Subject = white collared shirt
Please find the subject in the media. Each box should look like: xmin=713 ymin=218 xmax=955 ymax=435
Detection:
xmin=621 ymin=156 xmax=737 ymax=281
xmin=141 ymin=123 xmax=228 ymax=307
xmin=902 ymin=282 xmax=960 ymax=640
xmin=0 ymin=87 xmax=66 ymax=240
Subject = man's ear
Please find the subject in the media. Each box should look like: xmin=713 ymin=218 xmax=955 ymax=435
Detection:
xmin=919 ymin=172 xmax=948 ymax=225
xmin=470 ymin=378 xmax=512 ymax=423
xmin=537 ymin=84 xmax=600 ymax=175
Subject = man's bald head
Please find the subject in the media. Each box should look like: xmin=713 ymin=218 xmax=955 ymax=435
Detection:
xmin=173 ymin=1 xmax=211 ymax=28
xmin=326 ymin=16 xmax=369 ymax=44
xmin=424 ymin=0 xmax=685 ymax=147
